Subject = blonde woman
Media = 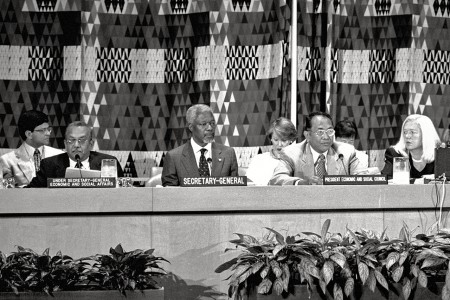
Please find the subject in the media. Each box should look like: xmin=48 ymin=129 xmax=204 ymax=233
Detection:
xmin=247 ymin=117 xmax=297 ymax=185
xmin=381 ymin=114 xmax=441 ymax=179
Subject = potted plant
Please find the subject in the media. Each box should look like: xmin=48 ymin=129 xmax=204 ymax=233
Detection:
xmin=0 ymin=244 xmax=168 ymax=299
xmin=215 ymin=220 xmax=450 ymax=300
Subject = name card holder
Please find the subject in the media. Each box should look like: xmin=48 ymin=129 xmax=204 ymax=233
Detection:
xmin=323 ymin=175 xmax=388 ymax=185
xmin=181 ymin=176 xmax=247 ymax=187
xmin=47 ymin=177 xmax=116 ymax=188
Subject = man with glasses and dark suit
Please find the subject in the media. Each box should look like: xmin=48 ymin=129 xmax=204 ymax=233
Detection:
xmin=269 ymin=111 xmax=365 ymax=185
xmin=0 ymin=110 xmax=64 ymax=187
xmin=161 ymin=104 xmax=239 ymax=186
xmin=27 ymin=121 xmax=123 ymax=187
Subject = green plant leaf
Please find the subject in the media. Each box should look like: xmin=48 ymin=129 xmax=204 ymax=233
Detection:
xmin=319 ymin=279 xmax=327 ymax=295
xmin=260 ymin=265 xmax=270 ymax=279
xmin=367 ymin=270 xmax=376 ymax=292
xmin=344 ymin=277 xmax=354 ymax=296
xmin=374 ymin=270 xmax=388 ymax=291
xmin=251 ymin=261 xmax=265 ymax=274
xmin=416 ymin=248 xmax=448 ymax=262
xmin=273 ymin=244 xmax=285 ymax=256
xmin=395 ymin=251 xmax=406 ymax=266
xmin=445 ymin=264 xmax=450 ymax=291
xmin=264 ymin=228 xmax=285 ymax=245
xmin=282 ymin=263 xmax=290 ymax=291
xmin=410 ymin=264 xmax=419 ymax=277
xmin=392 ymin=265 xmax=404 ymax=282
xmin=346 ymin=227 xmax=361 ymax=248
xmin=442 ymin=285 xmax=450 ymax=300
xmin=321 ymin=219 xmax=331 ymax=243
xmin=215 ymin=257 xmax=238 ymax=273
xmin=330 ymin=252 xmax=346 ymax=269
xmin=257 ymin=278 xmax=272 ymax=294
xmin=421 ymin=257 xmax=446 ymax=269
xmin=302 ymin=258 xmax=320 ymax=279
xmin=321 ymin=261 xmax=334 ymax=285
xmin=403 ymin=278 xmax=411 ymax=300
xmin=418 ymin=270 xmax=427 ymax=288
xmin=385 ymin=252 xmax=400 ymax=270
xmin=333 ymin=283 xmax=343 ymax=300
xmin=358 ymin=262 xmax=369 ymax=284
xmin=229 ymin=264 xmax=251 ymax=283
xmin=270 ymin=260 xmax=283 ymax=278
xmin=273 ymin=278 xmax=284 ymax=295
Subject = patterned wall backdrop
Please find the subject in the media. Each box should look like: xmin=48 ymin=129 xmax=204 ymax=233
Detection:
xmin=295 ymin=0 xmax=450 ymax=151
xmin=1 ymin=0 xmax=450 ymax=172
xmin=0 ymin=0 xmax=290 ymax=154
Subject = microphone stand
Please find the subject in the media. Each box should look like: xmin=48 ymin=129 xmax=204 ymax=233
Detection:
xmin=339 ymin=154 xmax=348 ymax=175
xmin=75 ymin=155 xmax=83 ymax=178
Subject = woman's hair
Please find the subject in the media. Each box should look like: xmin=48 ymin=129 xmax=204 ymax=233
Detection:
xmin=334 ymin=120 xmax=358 ymax=139
xmin=267 ymin=117 xmax=297 ymax=142
xmin=393 ymin=114 xmax=441 ymax=163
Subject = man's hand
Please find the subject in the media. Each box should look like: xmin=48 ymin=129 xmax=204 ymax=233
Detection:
xmin=308 ymin=175 xmax=323 ymax=185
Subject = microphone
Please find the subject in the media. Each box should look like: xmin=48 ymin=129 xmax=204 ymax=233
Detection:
xmin=207 ymin=158 xmax=212 ymax=173
xmin=338 ymin=154 xmax=348 ymax=175
xmin=75 ymin=154 xmax=81 ymax=168
xmin=75 ymin=154 xmax=83 ymax=178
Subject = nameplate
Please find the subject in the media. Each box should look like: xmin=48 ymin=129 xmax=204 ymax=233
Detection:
xmin=181 ymin=176 xmax=247 ymax=187
xmin=47 ymin=177 xmax=116 ymax=188
xmin=323 ymin=175 xmax=388 ymax=185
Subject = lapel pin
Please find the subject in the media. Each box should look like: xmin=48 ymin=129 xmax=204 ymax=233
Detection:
xmin=218 ymin=158 xmax=222 ymax=162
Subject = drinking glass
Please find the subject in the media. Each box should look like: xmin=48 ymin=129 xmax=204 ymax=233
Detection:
xmin=393 ymin=157 xmax=410 ymax=184
xmin=101 ymin=159 xmax=117 ymax=178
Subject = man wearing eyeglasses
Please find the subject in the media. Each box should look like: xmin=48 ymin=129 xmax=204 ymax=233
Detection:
xmin=161 ymin=104 xmax=238 ymax=186
xmin=27 ymin=121 xmax=124 ymax=187
xmin=0 ymin=110 xmax=64 ymax=187
xmin=270 ymin=111 xmax=365 ymax=185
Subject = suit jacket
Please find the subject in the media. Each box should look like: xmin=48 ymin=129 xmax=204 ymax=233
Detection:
xmin=0 ymin=144 xmax=64 ymax=187
xmin=162 ymin=140 xmax=239 ymax=186
xmin=381 ymin=146 xmax=434 ymax=180
xmin=27 ymin=151 xmax=124 ymax=188
xmin=269 ymin=140 xmax=365 ymax=185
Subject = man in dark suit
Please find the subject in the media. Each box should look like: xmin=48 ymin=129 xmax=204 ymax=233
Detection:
xmin=162 ymin=104 xmax=238 ymax=186
xmin=270 ymin=111 xmax=365 ymax=185
xmin=27 ymin=121 xmax=123 ymax=187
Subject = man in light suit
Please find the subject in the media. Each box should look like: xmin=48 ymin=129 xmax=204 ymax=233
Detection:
xmin=270 ymin=111 xmax=365 ymax=185
xmin=27 ymin=121 xmax=123 ymax=187
xmin=0 ymin=110 xmax=63 ymax=187
xmin=162 ymin=104 xmax=239 ymax=186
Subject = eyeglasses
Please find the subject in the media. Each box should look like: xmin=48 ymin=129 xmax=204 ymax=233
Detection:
xmin=34 ymin=127 xmax=52 ymax=134
xmin=197 ymin=121 xmax=216 ymax=128
xmin=403 ymin=130 xmax=419 ymax=136
xmin=271 ymin=138 xmax=291 ymax=146
xmin=310 ymin=129 xmax=335 ymax=137
xmin=66 ymin=138 xmax=90 ymax=145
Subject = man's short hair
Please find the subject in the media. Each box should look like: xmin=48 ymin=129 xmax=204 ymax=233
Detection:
xmin=65 ymin=121 xmax=92 ymax=140
xmin=304 ymin=111 xmax=333 ymax=131
xmin=18 ymin=110 xmax=49 ymax=140
xmin=334 ymin=120 xmax=358 ymax=139
xmin=186 ymin=104 xmax=213 ymax=125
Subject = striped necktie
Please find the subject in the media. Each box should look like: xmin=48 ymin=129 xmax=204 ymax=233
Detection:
xmin=198 ymin=148 xmax=210 ymax=177
xmin=315 ymin=154 xmax=327 ymax=179
xmin=33 ymin=148 xmax=41 ymax=172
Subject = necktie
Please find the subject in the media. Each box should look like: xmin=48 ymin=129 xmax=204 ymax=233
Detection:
xmin=316 ymin=154 xmax=327 ymax=179
xmin=33 ymin=149 xmax=41 ymax=172
xmin=198 ymin=148 xmax=210 ymax=177
xmin=75 ymin=161 xmax=83 ymax=169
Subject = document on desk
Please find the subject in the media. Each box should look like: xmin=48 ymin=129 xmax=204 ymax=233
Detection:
xmin=65 ymin=167 xmax=102 ymax=178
